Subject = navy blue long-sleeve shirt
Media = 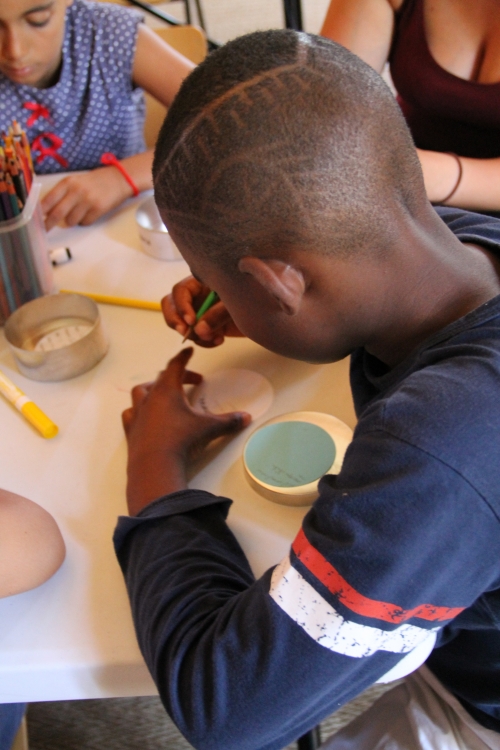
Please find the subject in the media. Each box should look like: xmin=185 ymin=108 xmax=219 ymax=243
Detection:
xmin=114 ymin=208 xmax=500 ymax=749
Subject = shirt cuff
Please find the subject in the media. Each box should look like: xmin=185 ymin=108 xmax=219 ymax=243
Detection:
xmin=113 ymin=489 xmax=232 ymax=550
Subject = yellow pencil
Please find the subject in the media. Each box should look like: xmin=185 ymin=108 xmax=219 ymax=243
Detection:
xmin=0 ymin=369 xmax=58 ymax=439
xmin=59 ymin=290 xmax=162 ymax=312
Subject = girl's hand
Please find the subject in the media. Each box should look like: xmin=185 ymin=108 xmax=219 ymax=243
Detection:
xmin=162 ymin=276 xmax=244 ymax=347
xmin=122 ymin=348 xmax=251 ymax=515
xmin=42 ymin=167 xmax=133 ymax=230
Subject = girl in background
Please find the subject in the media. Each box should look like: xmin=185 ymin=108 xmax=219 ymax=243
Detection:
xmin=0 ymin=0 xmax=194 ymax=229
xmin=321 ymin=0 xmax=500 ymax=214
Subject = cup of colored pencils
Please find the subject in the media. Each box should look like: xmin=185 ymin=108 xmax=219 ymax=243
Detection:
xmin=0 ymin=120 xmax=53 ymax=325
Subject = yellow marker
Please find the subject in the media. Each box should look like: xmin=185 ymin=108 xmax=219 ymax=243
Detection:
xmin=59 ymin=290 xmax=162 ymax=312
xmin=0 ymin=369 xmax=58 ymax=439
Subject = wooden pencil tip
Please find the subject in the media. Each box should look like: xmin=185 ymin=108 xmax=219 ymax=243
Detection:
xmin=182 ymin=326 xmax=193 ymax=344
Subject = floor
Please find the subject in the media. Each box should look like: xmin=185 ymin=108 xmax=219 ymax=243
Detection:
xmin=25 ymin=1 xmax=393 ymax=748
xmin=27 ymin=682 xmax=396 ymax=749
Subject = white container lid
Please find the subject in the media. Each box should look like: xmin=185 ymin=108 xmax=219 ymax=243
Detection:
xmin=243 ymin=411 xmax=353 ymax=506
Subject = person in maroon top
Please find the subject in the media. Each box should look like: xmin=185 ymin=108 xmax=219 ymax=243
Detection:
xmin=321 ymin=0 xmax=500 ymax=215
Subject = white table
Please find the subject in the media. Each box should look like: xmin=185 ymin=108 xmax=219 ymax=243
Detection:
xmin=0 ymin=191 xmax=356 ymax=703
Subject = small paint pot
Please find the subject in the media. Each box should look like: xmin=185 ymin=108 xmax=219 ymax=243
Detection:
xmin=243 ymin=411 xmax=353 ymax=506
xmin=135 ymin=195 xmax=182 ymax=261
xmin=4 ymin=293 xmax=108 ymax=382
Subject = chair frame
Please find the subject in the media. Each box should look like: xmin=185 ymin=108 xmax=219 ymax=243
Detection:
xmin=126 ymin=0 xmax=220 ymax=49
xmin=298 ymin=724 xmax=322 ymax=749
xmin=283 ymin=0 xmax=303 ymax=29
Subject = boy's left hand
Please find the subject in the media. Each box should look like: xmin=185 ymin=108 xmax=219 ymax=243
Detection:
xmin=122 ymin=348 xmax=252 ymax=516
xmin=42 ymin=167 xmax=133 ymax=230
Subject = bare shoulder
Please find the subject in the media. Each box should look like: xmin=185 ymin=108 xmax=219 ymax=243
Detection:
xmin=133 ymin=24 xmax=194 ymax=107
xmin=321 ymin=0 xmax=397 ymax=73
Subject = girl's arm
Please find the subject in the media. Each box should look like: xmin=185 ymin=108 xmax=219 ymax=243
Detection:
xmin=42 ymin=25 xmax=195 ymax=230
xmin=132 ymin=23 xmax=195 ymax=107
xmin=321 ymin=1 xmax=500 ymax=213
xmin=42 ymin=151 xmax=154 ymax=230
xmin=320 ymin=0 xmax=398 ymax=74
xmin=419 ymin=150 xmax=500 ymax=213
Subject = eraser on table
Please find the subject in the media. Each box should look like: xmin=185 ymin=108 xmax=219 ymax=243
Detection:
xmin=49 ymin=247 xmax=72 ymax=266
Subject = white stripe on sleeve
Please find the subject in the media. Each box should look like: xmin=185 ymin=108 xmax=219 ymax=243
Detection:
xmin=269 ymin=556 xmax=438 ymax=658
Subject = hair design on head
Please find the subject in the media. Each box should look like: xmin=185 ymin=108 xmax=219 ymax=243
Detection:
xmin=153 ymin=30 xmax=425 ymax=270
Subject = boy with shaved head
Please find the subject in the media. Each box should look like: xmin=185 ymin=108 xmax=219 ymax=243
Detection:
xmin=115 ymin=31 xmax=500 ymax=750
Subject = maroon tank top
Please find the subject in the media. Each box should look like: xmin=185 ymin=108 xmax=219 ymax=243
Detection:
xmin=389 ymin=0 xmax=500 ymax=158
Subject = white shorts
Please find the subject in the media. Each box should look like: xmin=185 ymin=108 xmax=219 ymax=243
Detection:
xmin=321 ymin=666 xmax=500 ymax=750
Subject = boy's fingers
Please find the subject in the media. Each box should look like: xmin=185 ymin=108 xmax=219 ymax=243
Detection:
xmin=193 ymin=302 xmax=231 ymax=339
xmin=122 ymin=407 xmax=133 ymax=432
xmin=161 ymin=293 xmax=184 ymax=330
xmin=162 ymin=279 xmax=232 ymax=344
xmin=157 ymin=348 xmax=194 ymax=388
xmin=220 ymin=411 xmax=252 ymax=431
xmin=171 ymin=278 xmax=210 ymax=326
xmin=183 ymin=370 xmax=203 ymax=386
xmin=203 ymin=411 xmax=252 ymax=442
xmin=131 ymin=383 xmax=151 ymax=407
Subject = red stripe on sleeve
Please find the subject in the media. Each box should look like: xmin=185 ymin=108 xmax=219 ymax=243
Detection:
xmin=292 ymin=528 xmax=464 ymax=624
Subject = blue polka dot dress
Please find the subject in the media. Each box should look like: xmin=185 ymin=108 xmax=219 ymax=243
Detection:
xmin=0 ymin=0 xmax=146 ymax=173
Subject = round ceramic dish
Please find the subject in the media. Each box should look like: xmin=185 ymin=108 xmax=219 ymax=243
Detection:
xmin=243 ymin=411 xmax=353 ymax=506
xmin=4 ymin=293 xmax=109 ymax=382
xmin=135 ymin=195 xmax=182 ymax=261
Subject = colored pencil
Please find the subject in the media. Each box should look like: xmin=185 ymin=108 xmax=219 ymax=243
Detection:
xmin=0 ymin=121 xmax=35 ymax=220
xmin=12 ymin=120 xmax=34 ymax=175
xmin=7 ymin=151 xmax=28 ymax=204
xmin=5 ymin=173 xmax=21 ymax=217
xmin=59 ymin=290 xmax=163 ymax=311
xmin=13 ymin=138 xmax=32 ymax=192
xmin=182 ymin=290 xmax=219 ymax=342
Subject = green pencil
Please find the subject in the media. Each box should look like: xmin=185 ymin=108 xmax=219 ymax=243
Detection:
xmin=182 ymin=290 xmax=219 ymax=343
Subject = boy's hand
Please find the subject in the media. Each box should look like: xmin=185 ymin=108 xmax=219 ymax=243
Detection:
xmin=162 ymin=276 xmax=244 ymax=347
xmin=122 ymin=348 xmax=252 ymax=516
xmin=42 ymin=167 xmax=133 ymax=230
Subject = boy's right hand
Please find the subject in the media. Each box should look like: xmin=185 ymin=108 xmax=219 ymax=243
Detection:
xmin=162 ymin=276 xmax=244 ymax=347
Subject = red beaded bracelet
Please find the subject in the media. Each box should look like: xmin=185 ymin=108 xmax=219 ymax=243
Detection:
xmin=100 ymin=152 xmax=139 ymax=197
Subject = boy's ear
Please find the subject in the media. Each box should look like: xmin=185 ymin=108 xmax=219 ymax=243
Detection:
xmin=238 ymin=257 xmax=306 ymax=315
